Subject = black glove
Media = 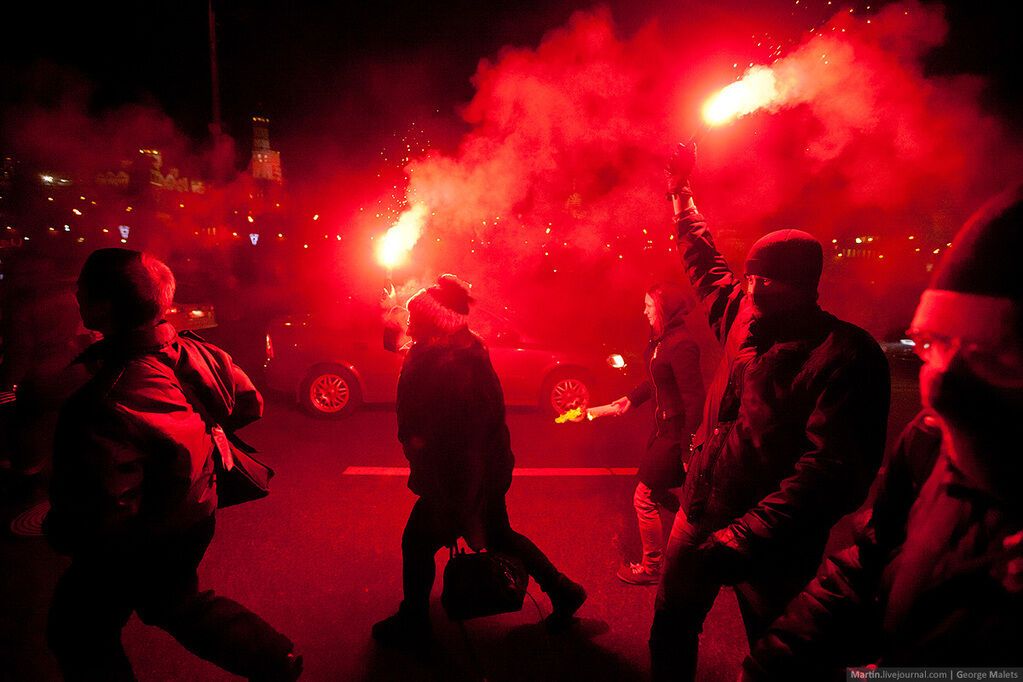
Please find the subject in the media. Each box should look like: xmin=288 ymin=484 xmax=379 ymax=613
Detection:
xmin=666 ymin=142 xmax=697 ymax=199
xmin=696 ymin=525 xmax=749 ymax=586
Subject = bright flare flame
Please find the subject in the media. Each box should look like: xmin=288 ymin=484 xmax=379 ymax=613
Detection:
xmin=376 ymin=204 xmax=429 ymax=270
xmin=554 ymin=407 xmax=585 ymax=424
xmin=702 ymin=66 xmax=778 ymax=127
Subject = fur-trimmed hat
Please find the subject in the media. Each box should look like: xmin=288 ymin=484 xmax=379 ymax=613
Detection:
xmin=406 ymin=274 xmax=474 ymax=335
xmin=912 ymin=185 xmax=1023 ymax=342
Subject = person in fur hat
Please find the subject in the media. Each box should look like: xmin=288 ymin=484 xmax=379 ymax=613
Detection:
xmin=373 ymin=275 xmax=587 ymax=648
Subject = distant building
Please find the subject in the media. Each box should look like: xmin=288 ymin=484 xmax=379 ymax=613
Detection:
xmin=250 ymin=116 xmax=282 ymax=184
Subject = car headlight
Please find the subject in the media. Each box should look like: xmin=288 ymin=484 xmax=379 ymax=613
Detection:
xmin=607 ymin=353 xmax=626 ymax=369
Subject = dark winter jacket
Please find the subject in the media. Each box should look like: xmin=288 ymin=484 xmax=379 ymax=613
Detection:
xmin=396 ymin=328 xmax=514 ymax=547
xmin=46 ymin=322 xmax=262 ymax=556
xmin=745 ymin=411 xmax=1023 ymax=678
xmin=627 ymin=316 xmax=705 ymax=490
xmin=675 ymin=208 xmax=890 ymax=565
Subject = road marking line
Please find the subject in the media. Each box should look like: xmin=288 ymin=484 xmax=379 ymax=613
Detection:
xmin=342 ymin=466 xmax=637 ymax=477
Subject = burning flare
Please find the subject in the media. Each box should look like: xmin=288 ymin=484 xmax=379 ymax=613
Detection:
xmin=554 ymin=407 xmax=585 ymax=424
xmin=702 ymin=66 xmax=779 ymax=127
xmin=376 ymin=204 xmax=429 ymax=270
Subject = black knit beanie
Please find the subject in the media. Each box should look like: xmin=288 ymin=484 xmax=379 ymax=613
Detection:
xmin=744 ymin=229 xmax=823 ymax=292
xmin=930 ymin=187 xmax=1023 ymax=300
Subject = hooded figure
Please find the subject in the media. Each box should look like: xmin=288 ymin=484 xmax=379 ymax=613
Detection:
xmin=608 ymin=283 xmax=705 ymax=585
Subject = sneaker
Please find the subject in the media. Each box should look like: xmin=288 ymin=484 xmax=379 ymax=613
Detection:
xmin=371 ymin=608 xmax=432 ymax=650
xmin=616 ymin=562 xmax=660 ymax=585
xmin=545 ymin=574 xmax=587 ymax=632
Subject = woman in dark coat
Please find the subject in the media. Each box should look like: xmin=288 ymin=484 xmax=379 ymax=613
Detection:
xmin=602 ymin=283 xmax=705 ymax=585
xmin=372 ymin=275 xmax=587 ymax=647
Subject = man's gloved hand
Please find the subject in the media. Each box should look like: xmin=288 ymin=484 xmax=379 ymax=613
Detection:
xmin=666 ymin=141 xmax=697 ymax=199
xmin=697 ymin=524 xmax=750 ymax=586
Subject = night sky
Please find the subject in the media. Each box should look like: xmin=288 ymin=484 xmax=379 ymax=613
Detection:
xmin=2 ymin=1 xmax=1017 ymax=180
xmin=2 ymin=0 xmax=1020 ymax=343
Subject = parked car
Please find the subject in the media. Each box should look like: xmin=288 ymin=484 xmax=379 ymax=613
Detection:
xmin=263 ymin=301 xmax=634 ymax=418
xmin=165 ymin=303 xmax=217 ymax=332
xmin=878 ymin=329 xmax=923 ymax=390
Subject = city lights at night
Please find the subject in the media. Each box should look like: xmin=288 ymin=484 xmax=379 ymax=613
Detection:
xmin=1 ymin=1 xmax=1021 ymax=680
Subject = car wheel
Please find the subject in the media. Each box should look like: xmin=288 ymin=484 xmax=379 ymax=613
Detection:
xmin=300 ymin=365 xmax=362 ymax=418
xmin=541 ymin=372 xmax=592 ymax=415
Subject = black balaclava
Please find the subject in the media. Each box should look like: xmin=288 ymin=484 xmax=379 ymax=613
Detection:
xmin=911 ymin=187 xmax=1023 ymax=499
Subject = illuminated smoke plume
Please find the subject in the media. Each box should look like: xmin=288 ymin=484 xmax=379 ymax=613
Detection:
xmin=396 ymin=1 xmax=1023 ymax=340
xmin=376 ymin=203 xmax=429 ymax=270
xmin=702 ymin=66 xmax=780 ymax=127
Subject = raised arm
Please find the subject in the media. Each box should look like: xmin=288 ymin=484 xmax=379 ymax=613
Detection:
xmin=666 ymin=143 xmax=746 ymax=345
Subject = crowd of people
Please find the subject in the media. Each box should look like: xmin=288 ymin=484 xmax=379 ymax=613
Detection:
xmin=36 ymin=142 xmax=1022 ymax=680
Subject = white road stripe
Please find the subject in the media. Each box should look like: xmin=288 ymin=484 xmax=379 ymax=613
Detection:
xmin=342 ymin=466 xmax=638 ymax=477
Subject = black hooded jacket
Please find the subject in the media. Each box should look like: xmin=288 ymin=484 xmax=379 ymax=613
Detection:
xmin=626 ymin=304 xmax=705 ymax=491
xmin=675 ymin=208 xmax=890 ymax=564
xmin=46 ymin=323 xmax=262 ymax=556
xmin=745 ymin=411 xmax=1023 ymax=678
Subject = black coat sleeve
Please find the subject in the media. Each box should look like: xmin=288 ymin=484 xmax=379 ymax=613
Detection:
xmin=627 ymin=379 xmax=653 ymax=407
xmin=742 ymin=412 xmax=942 ymax=680
xmin=669 ymin=339 xmax=704 ymax=437
xmin=46 ymin=400 xmax=147 ymax=555
xmin=675 ymin=209 xmax=746 ymax=346
xmin=727 ymin=340 xmax=890 ymax=556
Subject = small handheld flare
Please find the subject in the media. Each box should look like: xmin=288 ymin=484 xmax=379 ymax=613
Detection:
xmin=554 ymin=403 xmax=621 ymax=424
xmin=585 ymin=404 xmax=620 ymax=420
xmin=700 ymin=65 xmax=780 ymax=130
xmin=376 ymin=203 xmax=429 ymax=272
xmin=686 ymin=122 xmax=712 ymax=147
xmin=677 ymin=66 xmax=782 ymax=179
xmin=554 ymin=407 xmax=585 ymax=424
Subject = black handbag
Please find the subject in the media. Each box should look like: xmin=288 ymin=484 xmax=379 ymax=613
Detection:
xmin=441 ymin=546 xmax=529 ymax=621
xmin=211 ymin=425 xmax=274 ymax=508
xmin=172 ymin=358 xmax=275 ymax=509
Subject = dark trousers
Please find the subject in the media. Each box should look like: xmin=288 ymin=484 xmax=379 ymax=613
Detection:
xmin=47 ymin=516 xmax=294 ymax=682
xmin=649 ymin=517 xmax=820 ymax=682
xmin=400 ymin=497 xmax=561 ymax=614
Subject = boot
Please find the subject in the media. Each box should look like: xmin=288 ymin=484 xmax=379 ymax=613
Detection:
xmin=544 ymin=574 xmax=587 ymax=631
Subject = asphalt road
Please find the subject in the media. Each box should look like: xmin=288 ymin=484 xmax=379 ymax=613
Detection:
xmin=1 ymin=385 xmax=921 ymax=681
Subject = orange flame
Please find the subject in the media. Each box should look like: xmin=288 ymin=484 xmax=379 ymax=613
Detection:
xmin=376 ymin=204 xmax=428 ymax=270
xmin=702 ymin=66 xmax=779 ymax=127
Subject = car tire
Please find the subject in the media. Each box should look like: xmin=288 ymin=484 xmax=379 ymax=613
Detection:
xmin=541 ymin=371 xmax=592 ymax=416
xmin=300 ymin=365 xmax=362 ymax=418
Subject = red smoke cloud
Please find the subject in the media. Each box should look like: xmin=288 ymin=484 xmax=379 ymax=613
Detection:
xmin=399 ymin=1 xmax=1023 ymax=340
